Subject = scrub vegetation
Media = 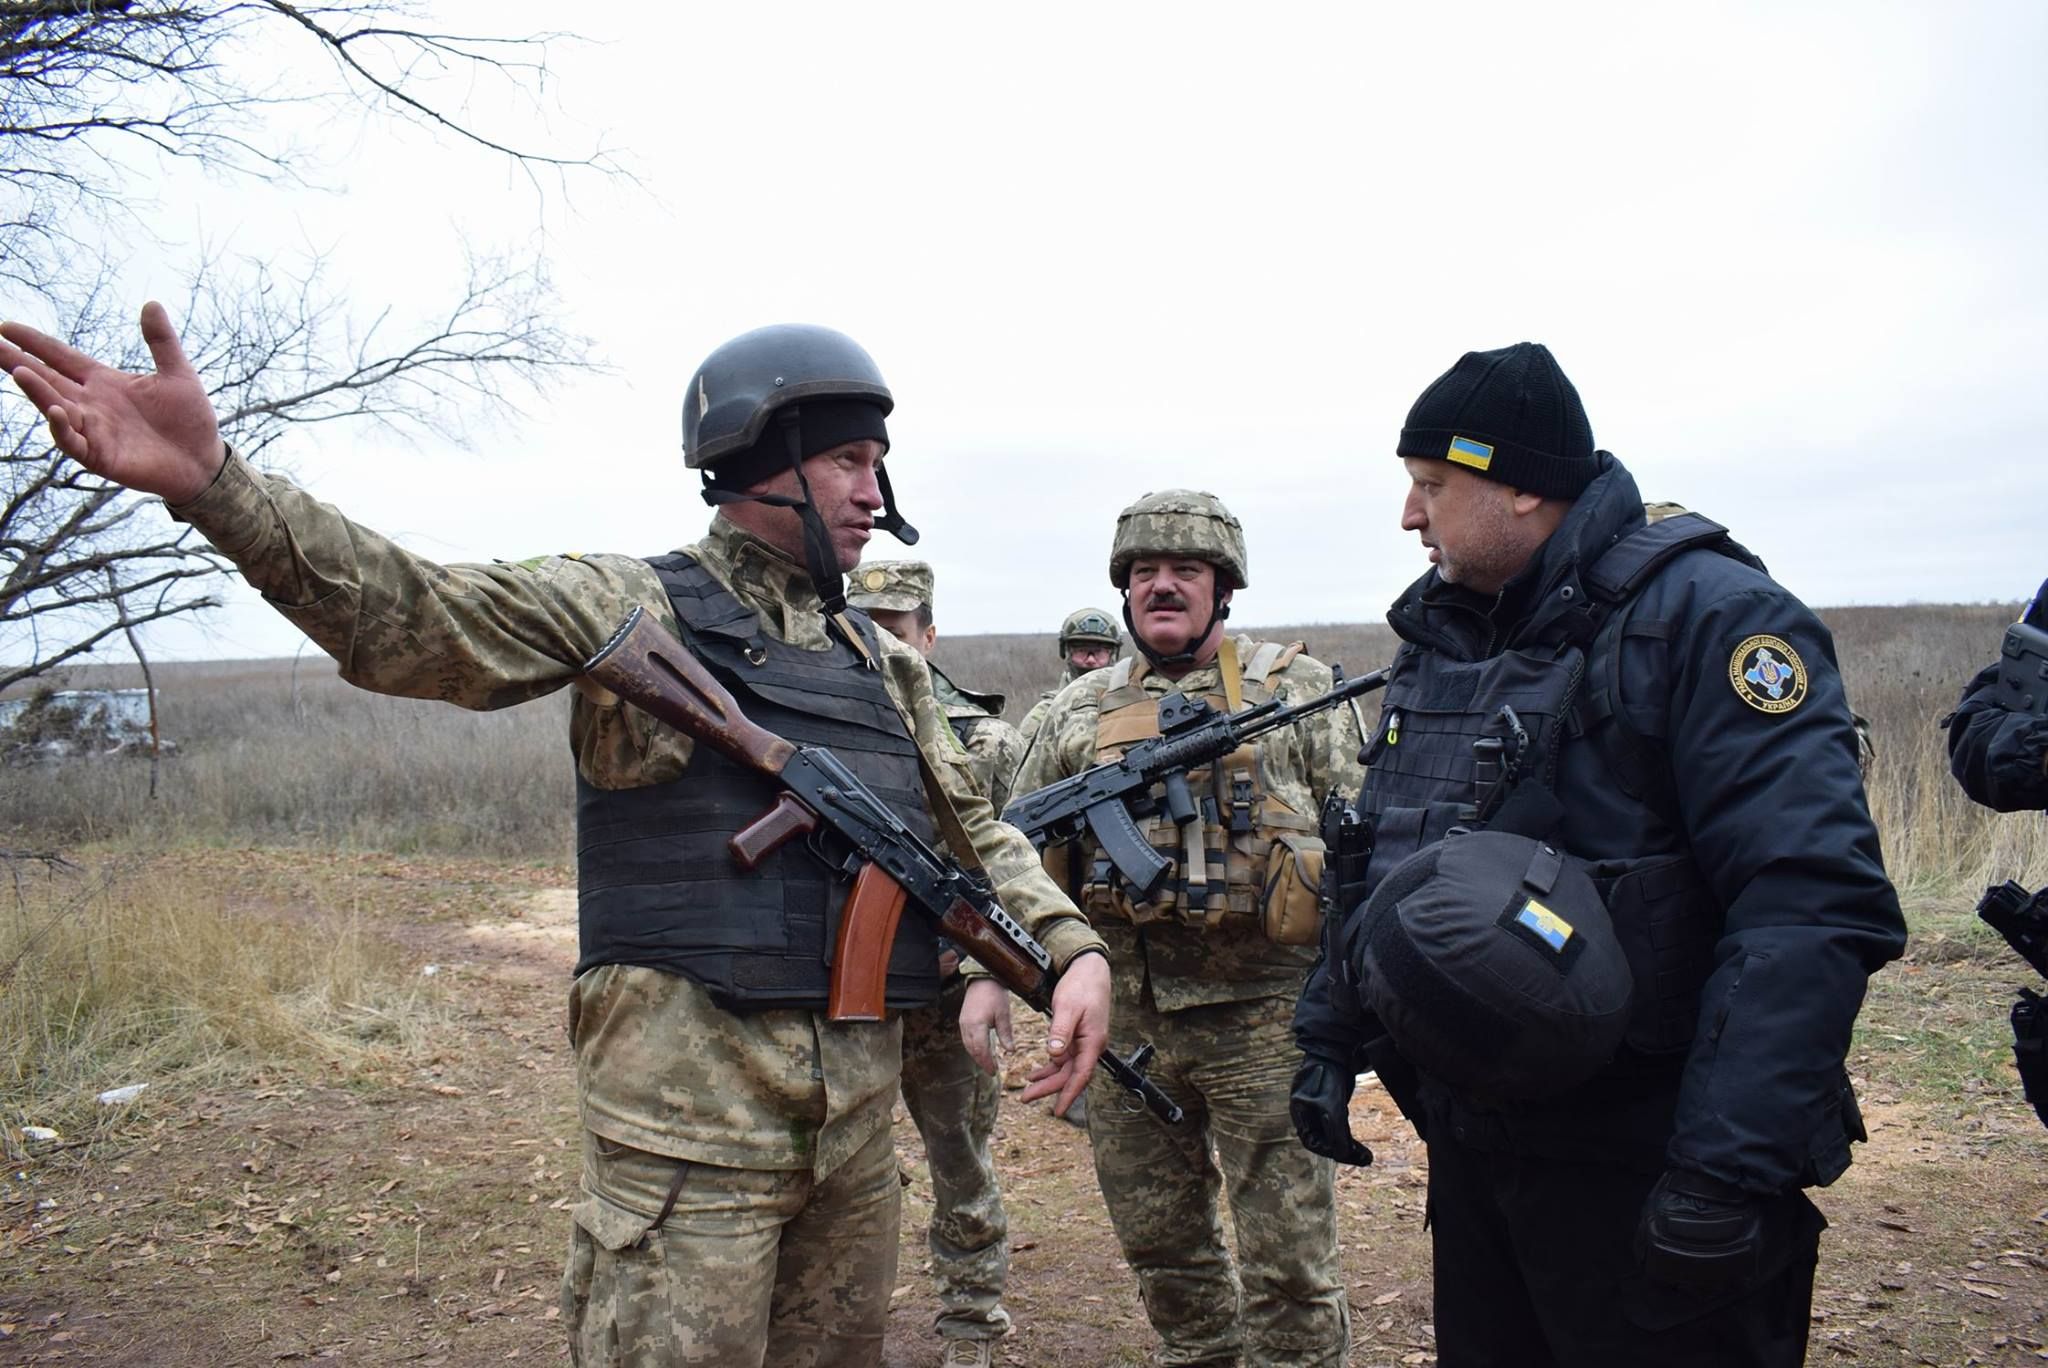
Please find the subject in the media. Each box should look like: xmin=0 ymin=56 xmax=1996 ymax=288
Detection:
xmin=1 ymin=603 xmax=2044 ymax=1364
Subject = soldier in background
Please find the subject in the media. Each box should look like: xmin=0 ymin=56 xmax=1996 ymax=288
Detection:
xmin=1017 ymin=607 xmax=1123 ymax=752
xmin=846 ymin=561 xmax=1024 ymax=1368
xmin=996 ymin=490 xmax=1362 ymax=1368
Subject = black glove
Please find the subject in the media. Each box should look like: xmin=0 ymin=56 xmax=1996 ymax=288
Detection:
xmin=1289 ymin=1056 xmax=1374 ymax=1166
xmin=1636 ymin=1168 xmax=1765 ymax=1288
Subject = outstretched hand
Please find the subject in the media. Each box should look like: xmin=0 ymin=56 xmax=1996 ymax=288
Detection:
xmin=0 ymin=302 xmax=226 ymax=503
xmin=1018 ymin=949 xmax=1112 ymax=1119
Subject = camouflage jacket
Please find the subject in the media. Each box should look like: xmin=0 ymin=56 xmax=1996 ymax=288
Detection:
xmin=1016 ymin=662 xmax=1092 ymax=758
xmin=1011 ymin=635 xmax=1367 ymax=1010
xmin=930 ymin=665 xmax=1025 ymax=813
xmin=172 ymin=451 xmax=1102 ymax=1178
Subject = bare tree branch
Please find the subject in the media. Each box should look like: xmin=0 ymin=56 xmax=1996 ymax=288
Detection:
xmin=0 ymin=2 xmax=616 ymax=690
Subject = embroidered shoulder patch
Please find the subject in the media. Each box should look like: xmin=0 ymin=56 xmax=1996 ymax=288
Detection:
xmin=1729 ymin=634 xmax=1808 ymax=714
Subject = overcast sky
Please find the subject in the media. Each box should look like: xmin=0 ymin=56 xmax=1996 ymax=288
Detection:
xmin=37 ymin=0 xmax=2048 ymax=661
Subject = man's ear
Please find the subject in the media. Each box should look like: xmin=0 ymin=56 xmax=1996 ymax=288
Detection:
xmin=1510 ymin=488 xmax=1547 ymax=517
xmin=923 ymin=626 xmax=939 ymax=655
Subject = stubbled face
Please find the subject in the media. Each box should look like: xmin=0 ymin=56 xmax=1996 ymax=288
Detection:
xmin=866 ymin=606 xmax=935 ymax=657
xmin=731 ymin=439 xmax=887 ymax=572
xmin=1126 ymin=556 xmax=1229 ymax=660
xmin=1065 ymin=643 xmax=1114 ymax=672
xmin=1400 ymin=457 xmax=1530 ymax=594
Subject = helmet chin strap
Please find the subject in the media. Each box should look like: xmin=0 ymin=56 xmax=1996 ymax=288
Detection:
xmin=875 ymin=465 xmax=919 ymax=545
xmin=699 ymin=408 xmax=920 ymax=613
xmin=1122 ymin=584 xmax=1230 ymax=672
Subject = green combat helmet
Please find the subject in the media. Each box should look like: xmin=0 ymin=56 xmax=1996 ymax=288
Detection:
xmin=1108 ymin=489 xmax=1248 ymax=670
xmin=1058 ymin=606 xmax=1123 ymax=660
xmin=845 ymin=560 xmax=934 ymax=615
xmin=1109 ymin=488 xmax=1249 ymax=591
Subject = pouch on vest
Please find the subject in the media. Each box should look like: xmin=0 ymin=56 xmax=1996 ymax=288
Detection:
xmin=1261 ymin=831 xmax=1327 ymax=945
xmin=1077 ymin=639 xmax=1311 ymax=935
xmin=1585 ymin=851 xmax=1720 ymax=1057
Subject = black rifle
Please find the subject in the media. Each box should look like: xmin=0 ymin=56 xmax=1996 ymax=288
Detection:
xmin=584 ymin=606 xmax=1183 ymax=1125
xmin=1996 ymin=577 xmax=2048 ymax=716
xmin=1002 ymin=666 xmax=1389 ymax=902
xmin=1977 ymin=880 xmax=2048 ymax=1128
xmin=1979 ymin=880 xmax=2048 ymax=979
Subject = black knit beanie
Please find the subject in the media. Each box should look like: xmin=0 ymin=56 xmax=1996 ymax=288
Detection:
xmin=703 ymin=398 xmax=891 ymax=494
xmin=1397 ymin=343 xmax=1596 ymax=498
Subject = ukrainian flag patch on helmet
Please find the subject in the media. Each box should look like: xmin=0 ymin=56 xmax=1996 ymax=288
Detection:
xmin=1517 ymin=899 xmax=1574 ymax=951
xmin=1447 ymin=435 xmax=1495 ymax=471
xmin=1500 ymin=895 xmax=1585 ymax=968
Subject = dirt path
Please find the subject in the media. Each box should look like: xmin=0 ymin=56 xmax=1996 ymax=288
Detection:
xmin=5 ymin=855 xmax=2048 ymax=1366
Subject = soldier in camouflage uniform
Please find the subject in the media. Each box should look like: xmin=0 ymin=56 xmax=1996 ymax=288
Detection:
xmin=849 ymin=560 xmax=1025 ymax=812
xmin=0 ymin=311 xmax=1114 ymax=1368
xmin=844 ymin=560 xmax=1023 ymax=1368
xmin=996 ymin=490 xmax=1364 ymax=1367
xmin=1017 ymin=607 xmax=1123 ymax=754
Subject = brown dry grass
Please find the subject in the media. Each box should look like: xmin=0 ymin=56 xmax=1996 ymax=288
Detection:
xmin=0 ymin=851 xmax=2043 ymax=1367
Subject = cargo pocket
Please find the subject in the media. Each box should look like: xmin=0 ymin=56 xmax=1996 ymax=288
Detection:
xmin=1261 ymin=832 xmax=1327 ymax=945
xmin=563 ymin=1190 xmax=671 ymax=1365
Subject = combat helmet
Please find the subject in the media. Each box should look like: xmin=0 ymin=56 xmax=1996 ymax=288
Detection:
xmin=1108 ymin=489 xmax=1247 ymax=670
xmin=682 ymin=324 xmax=916 ymax=613
xmin=1057 ymin=607 xmax=1123 ymax=659
xmin=1109 ymin=489 xmax=1249 ymax=590
xmin=1354 ymin=830 xmax=1634 ymax=1100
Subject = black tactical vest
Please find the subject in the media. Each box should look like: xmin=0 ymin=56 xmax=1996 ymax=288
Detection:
xmin=574 ymin=553 xmax=942 ymax=1013
xmin=1351 ymin=514 xmax=1749 ymax=1058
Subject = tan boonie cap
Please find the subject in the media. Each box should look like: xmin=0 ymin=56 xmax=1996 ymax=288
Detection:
xmin=845 ymin=559 xmax=933 ymax=614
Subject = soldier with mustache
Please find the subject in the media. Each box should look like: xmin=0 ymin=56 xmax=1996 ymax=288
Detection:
xmin=994 ymin=490 xmax=1365 ymax=1368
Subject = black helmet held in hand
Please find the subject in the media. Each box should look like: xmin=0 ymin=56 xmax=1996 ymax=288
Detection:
xmin=1355 ymin=829 xmax=1633 ymax=1100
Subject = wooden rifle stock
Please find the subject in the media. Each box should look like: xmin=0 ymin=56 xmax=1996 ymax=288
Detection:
xmin=583 ymin=607 xmax=798 ymax=780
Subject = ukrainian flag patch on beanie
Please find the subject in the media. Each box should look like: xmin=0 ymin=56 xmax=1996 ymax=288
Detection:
xmin=1447 ymin=435 xmax=1494 ymax=471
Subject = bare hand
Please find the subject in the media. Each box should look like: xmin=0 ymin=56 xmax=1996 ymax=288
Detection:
xmin=958 ymin=979 xmax=1016 ymax=1074
xmin=1018 ymin=950 xmax=1111 ymax=1118
xmin=0 ymin=302 xmax=226 ymax=503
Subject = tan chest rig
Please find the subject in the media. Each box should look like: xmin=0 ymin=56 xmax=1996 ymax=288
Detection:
xmin=1053 ymin=637 xmax=1325 ymax=940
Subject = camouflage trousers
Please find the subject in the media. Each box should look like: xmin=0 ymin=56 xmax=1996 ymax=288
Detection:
xmin=899 ymin=975 xmax=1012 ymax=1342
xmin=1087 ymin=991 xmax=1350 ymax=1368
xmin=561 ymin=1123 xmax=899 ymax=1367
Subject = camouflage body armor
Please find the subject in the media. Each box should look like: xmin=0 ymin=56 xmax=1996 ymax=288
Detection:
xmin=1065 ymin=635 xmax=1322 ymax=930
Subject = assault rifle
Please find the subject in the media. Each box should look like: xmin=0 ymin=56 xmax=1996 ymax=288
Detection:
xmin=582 ymin=606 xmax=1183 ymax=1125
xmin=1002 ymin=665 xmax=1389 ymax=901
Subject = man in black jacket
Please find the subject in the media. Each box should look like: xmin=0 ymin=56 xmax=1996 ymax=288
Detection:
xmin=1947 ymin=597 xmax=2048 ymax=812
xmin=1291 ymin=342 xmax=1906 ymax=1367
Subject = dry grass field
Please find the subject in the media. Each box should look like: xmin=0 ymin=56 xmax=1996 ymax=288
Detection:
xmin=3 ymin=604 xmax=2046 ymax=1365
